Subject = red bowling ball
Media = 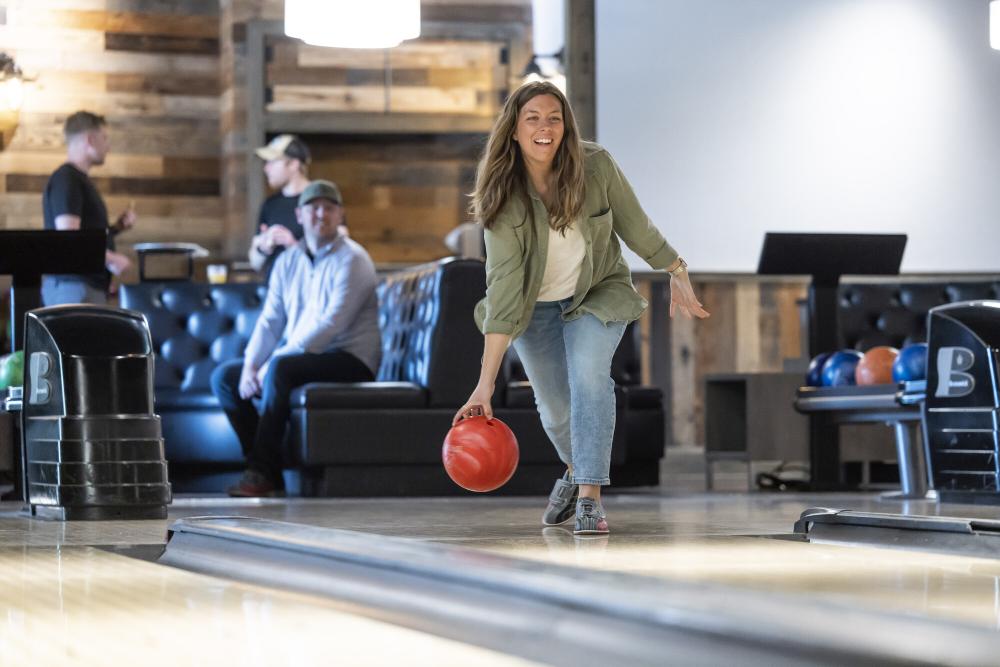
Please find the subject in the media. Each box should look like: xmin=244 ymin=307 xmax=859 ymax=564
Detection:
xmin=443 ymin=416 xmax=519 ymax=492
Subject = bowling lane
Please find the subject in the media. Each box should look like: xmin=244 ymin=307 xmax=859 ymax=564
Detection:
xmin=7 ymin=492 xmax=1000 ymax=634
xmin=432 ymin=494 xmax=1000 ymax=631
xmin=0 ymin=544 xmax=538 ymax=666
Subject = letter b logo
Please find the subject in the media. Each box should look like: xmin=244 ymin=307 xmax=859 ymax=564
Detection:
xmin=29 ymin=352 xmax=52 ymax=405
xmin=934 ymin=347 xmax=975 ymax=398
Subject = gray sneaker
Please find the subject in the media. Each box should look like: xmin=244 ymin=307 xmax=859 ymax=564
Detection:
xmin=542 ymin=470 xmax=578 ymax=526
xmin=574 ymin=497 xmax=609 ymax=535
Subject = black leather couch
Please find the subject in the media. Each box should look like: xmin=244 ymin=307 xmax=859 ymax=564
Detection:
xmin=122 ymin=258 xmax=666 ymax=495
xmin=837 ymin=279 xmax=1000 ymax=350
xmin=120 ymin=283 xmax=264 ymax=491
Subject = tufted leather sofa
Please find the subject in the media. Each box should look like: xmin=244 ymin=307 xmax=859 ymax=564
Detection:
xmin=120 ymin=283 xmax=265 ymax=491
xmin=122 ymin=258 xmax=667 ymax=495
xmin=287 ymin=258 xmax=665 ymax=496
xmin=837 ymin=279 xmax=1000 ymax=351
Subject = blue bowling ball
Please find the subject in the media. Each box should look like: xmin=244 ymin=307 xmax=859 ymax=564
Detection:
xmin=821 ymin=350 xmax=864 ymax=387
xmin=892 ymin=342 xmax=928 ymax=382
xmin=805 ymin=352 xmax=834 ymax=387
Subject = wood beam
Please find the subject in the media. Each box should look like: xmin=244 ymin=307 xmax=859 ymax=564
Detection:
xmin=565 ymin=0 xmax=595 ymax=141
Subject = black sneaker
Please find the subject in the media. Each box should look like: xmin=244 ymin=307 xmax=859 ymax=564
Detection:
xmin=574 ymin=497 xmax=609 ymax=535
xmin=542 ymin=470 xmax=578 ymax=526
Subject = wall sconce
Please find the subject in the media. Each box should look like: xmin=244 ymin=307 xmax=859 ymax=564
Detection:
xmin=0 ymin=52 xmax=24 ymax=150
xmin=991 ymin=0 xmax=999 ymax=50
xmin=522 ymin=49 xmax=566 ymax=91
xmin=285 ymin=0 xmax=420 ymax=49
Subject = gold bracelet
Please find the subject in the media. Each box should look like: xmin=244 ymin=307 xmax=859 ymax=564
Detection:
xmin=668 ymin=257 xmax=688 ymax=277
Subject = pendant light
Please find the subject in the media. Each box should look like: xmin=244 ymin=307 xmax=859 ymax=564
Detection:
xmin=285 ymin=0 xmax=420 ymax=49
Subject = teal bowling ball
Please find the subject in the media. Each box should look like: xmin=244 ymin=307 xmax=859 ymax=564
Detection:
xmin=0 ymin=350 xmax=23 ymax=390
xmin=821 ymin=350 xmax=864 ymax=387
xmin=892 ymin=343 xmax=928 ymax=382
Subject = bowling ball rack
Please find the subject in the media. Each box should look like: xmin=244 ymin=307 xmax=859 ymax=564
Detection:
xmin=794 ymin=381 xmax=930 ymax=498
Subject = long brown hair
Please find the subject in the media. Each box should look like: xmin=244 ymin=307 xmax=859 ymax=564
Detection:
xmin=470 ymin=82 xmax=585 ymax=233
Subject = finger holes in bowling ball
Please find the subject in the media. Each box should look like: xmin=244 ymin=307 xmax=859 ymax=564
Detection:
xmin=442 ymin=416 xmax=519 ymax=492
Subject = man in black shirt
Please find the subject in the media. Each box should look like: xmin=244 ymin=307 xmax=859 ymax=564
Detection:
xmin=42 ymin=110 xmax=135 ymax=306
xmin=248 ymin=134 xmax=312 ymax=281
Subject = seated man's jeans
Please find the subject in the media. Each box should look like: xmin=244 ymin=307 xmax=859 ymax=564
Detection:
xmin=211 ymin=351 xmax=374 ymax=483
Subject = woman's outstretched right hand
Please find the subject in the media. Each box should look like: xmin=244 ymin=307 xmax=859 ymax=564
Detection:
xmin=453 ymin=384 xmax=495 ymax=425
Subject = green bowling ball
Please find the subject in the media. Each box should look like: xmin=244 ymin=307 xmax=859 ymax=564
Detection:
xmin=0 ymin=350 xmax=24 ymax=390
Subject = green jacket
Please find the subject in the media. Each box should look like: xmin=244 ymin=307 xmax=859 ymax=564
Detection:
xmin=475 ymin=142 xmax=678 ymax=340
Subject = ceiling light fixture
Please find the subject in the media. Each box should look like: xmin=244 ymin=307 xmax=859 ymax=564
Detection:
xmin=991 ymin=0 xmax=999 ymax=50
xmin=285 ymin=0 xmax=420 ymax=49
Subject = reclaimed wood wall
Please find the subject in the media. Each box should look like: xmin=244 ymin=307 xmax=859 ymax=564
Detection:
xmin=268 ymin=39 xmax=506 ymax=117
xmin=0 ymin=0 xmax=223 ymax=282
xmin=0 ymin=0 xmax=528 ymax=267
xmin=222 ymin=0 xmax=531 ymax=263
xmin=651 ymin=276 xmax=810 ymax=447
xmin=310 ymin=134 xmax=484 ymax=264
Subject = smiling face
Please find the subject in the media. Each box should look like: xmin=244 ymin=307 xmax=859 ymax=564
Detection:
xmin=296 ymin=197 xmax=344 ymax=250
xmin=513 ymin=93 xmax=564 ymax=171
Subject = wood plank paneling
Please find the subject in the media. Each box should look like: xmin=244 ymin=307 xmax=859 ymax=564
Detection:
xmin=294 ymin=41 xmax=503 ymax=69
xmin=6 ymin=174 xmax=219 ymax=197
xmin=220 ymin=2 xmax=528 ymax=261
xmin=18 ymin=9 xmax=219 ymax=38
xmin=0 ymin=193 xmax=223 ymax=219
xmin=106 ymin=72 xmax=219 ymax=96
xmin=0 ymin=0 xmax=223 ymax=268
xmin=653 ymin=276 xmax=808 ymax=447
xmin=0 ymin=151 xmax=164 ymax=177
xmin=9 ymin=115 xmax=221 ymax=157
xmin=105 ymin=32 xmax=219 ymax=55
xmin=269 ymin=84 xmax=487 ymax=115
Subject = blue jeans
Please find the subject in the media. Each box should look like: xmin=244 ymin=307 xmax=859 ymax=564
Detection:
xmin=41 ymin=277 xmax=106 ymax=306
xmin=211 ymin=352 xmax=374 ymax=484
xmin=513 ymin=300 xmax=627 ymax=486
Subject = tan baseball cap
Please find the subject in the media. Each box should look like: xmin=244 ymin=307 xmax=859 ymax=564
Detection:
xmin=255 ymin=134 xmax=311 ymax=164
xmin=297 ymin=179 xmax=343 ymax=207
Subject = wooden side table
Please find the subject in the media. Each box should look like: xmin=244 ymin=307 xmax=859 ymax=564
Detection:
xmin=704 ymin=372 xmax=809 ymax=490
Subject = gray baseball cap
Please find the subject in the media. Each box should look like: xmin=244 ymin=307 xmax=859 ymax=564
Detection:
xmin=297 ymin=179 xmax=343 ymax=207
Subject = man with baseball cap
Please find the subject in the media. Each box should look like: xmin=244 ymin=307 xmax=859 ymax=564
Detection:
xmin=212 ymin=179 xmax=381 ymax=497
xmin=248 ymin=134 xmax=312 ymax=280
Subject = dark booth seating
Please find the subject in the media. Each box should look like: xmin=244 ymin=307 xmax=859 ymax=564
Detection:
xmin=836 ymin=280 xmax=1000 ymax=351
xmin=120 ymin=283 xmax=265 ymax=491
xmin=122 ymin=258 xmax=666 ymax=495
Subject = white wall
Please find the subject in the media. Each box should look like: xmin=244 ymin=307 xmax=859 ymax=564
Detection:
xmin=596 ymin=0 xmax=1000 ymax=272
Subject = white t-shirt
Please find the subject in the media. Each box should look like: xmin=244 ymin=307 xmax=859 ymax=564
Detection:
xmin=537 ymin=222 xmax=585 ymax=302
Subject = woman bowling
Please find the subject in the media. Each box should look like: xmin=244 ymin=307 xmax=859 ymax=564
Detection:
xmin=453 ymin=81 xmax=709 ymax=535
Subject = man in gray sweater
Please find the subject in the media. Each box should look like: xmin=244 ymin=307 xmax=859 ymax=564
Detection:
xmin=211 ymin=180 xmax=381 ymax=497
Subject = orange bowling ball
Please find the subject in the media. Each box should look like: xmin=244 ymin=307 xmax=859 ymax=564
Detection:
xmin=442 ymin=416 xmax=519 ymax=492
xmin=855 ymin=346 xmax=899 ymax=385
